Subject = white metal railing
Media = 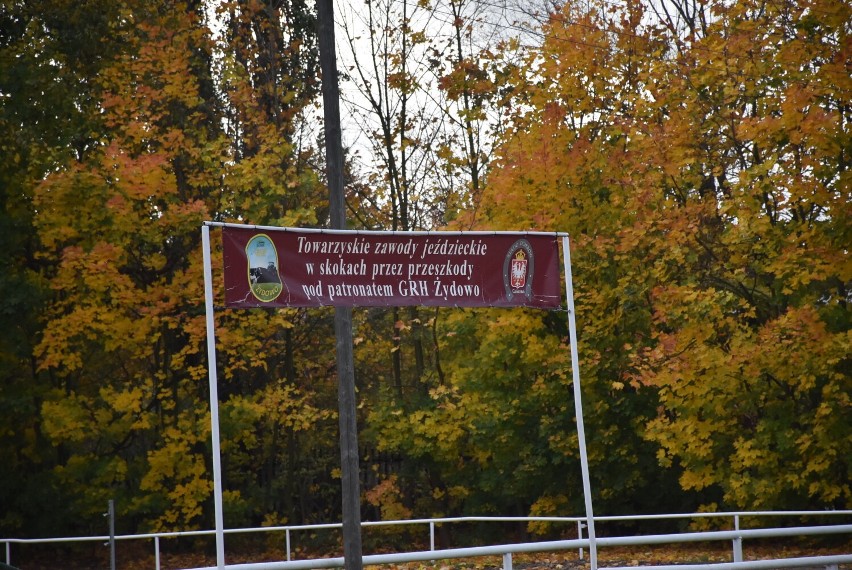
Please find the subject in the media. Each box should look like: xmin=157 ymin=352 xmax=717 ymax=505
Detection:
xmin=3 ymin=511 xmax=851 ymax=570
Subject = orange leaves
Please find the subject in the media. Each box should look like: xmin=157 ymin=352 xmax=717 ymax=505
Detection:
xmin=100 ymin=17 xmax=205 ymax=140
xmin=365 ymin=475 xmax=413 ymax=521
xmin=438 ymin=58 xmax=495 ymax=103
xmin=471 ymin=0 xmax=851 ymax=514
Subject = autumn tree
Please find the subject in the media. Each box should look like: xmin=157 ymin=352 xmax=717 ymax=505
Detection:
xmin=630 ymin=0 xmax=851 ymax=510
xmin=30 ymin=0 xmax=229 ymax=532
xmin=366 ymin=0 xmax=689 ymax=521
xmin=4 ymin=0 xmax=848 ymax=541
xmin=0 ymin=0 xmax=141 ymax=535
xmin=461 ymin=0 xmax=851 ymax=514
xmin=27 ymin=0 xmax=336 ymax=534
xmin=211 ymin=0 xmax=347 ymax=528
xmin=337 ymin=0 xmax=439 ymax=399
xmin=217 ymin=0 xmax=323 ymax=225
xmin=337 ymin=0 xmax=513 ymax=436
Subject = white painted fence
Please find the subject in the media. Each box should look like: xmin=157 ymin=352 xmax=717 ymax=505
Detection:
xmin=3 ymin=511 xmax=850 ymax=570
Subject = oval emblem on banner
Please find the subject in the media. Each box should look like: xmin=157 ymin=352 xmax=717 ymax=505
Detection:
xmin=503 ymin=238 xmax=534 ymax=301
xmin=246 ymin=234 xmax=283 ymax=302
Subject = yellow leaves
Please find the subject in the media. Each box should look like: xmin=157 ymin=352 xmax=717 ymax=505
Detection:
xmin=140 ymin=416 xmax=211 ymax=530
xmin=730 ymin=437 xmax=762 ymax=471
xmin=447 ymin=485 xmax=470 ymax=500
xmin=262 ymin=512 xmax=288 ymax=527
xmin=526 ymin=494 xmax=572 ymax=535
xmin=35 ymin=167 xmax=115 ymax=252
xmin=12 ymin=0 xmax=337 ymax=533
xmin=42 ymin=393 xmax=92 ymax=444
xmin=639 ymin=297 xmax=851 ymax=507
xmin=375 ymin=0 xmax=852 ymax=518
xmin=101 ymin=385 xmax=150 ymax=427
xmin=145 ymin=459 xmax=211 ymax=530
xmin=257 ymin=383 xmax=333 ymax=432
xmin=679 ymin=467 xmax=715 ymax=492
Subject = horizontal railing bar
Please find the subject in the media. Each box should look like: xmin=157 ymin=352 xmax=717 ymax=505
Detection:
xmin=3 ymin=511 xmax=850 ymax=545
xmin=605 ymin=555 xmax=852 ymax=570
xmin=596 ymin=510 xmax=852 ymax=521
xmin=177 ymin=525 xmax=852 ymax=570
xmin=594 ymin=524 xmax=852 ymax=544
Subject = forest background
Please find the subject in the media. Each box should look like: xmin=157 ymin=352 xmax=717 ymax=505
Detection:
xmin=0 ymin=0 xmax=849 ymax=548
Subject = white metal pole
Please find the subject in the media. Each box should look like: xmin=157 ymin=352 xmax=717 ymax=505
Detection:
xmin=733 ymin=514 xmax=743 ymax=562
xmin=562 ymin=236 xmax=597 ymax=570
xmin=202 ymin=225 xmax=227 ymax=569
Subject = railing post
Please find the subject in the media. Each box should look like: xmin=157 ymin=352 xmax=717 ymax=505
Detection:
xmin=286 ymin=529 xmax=292 ymax=561
xmin=577 ymin=521 xmax=585 ymax=560
xmin=154 ymin=536 xmax=160 ymax=570
xmin=732 ymin=514 xmax=743 ymax=562
xmin=429 ymin=521 xmax=436 ymax=565
xmin=107 ymin=499 xmax=116 ymax=570
xmin=503 ymin=552 xmax=513 ymax=570
xmin=4 ymin=540 xmax=10 ymax=566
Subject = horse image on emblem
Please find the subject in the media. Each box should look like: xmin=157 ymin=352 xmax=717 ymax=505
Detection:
xmin=246 ymin=233 xmax=283 ymax=302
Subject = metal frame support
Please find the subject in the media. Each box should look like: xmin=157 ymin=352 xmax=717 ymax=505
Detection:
xmin=733 ymin=515 xmax=743 ymax=562
xmin=562 ymin=236 xmax=597 ymax=570
xmin=202 ymin=225 xmax=226 ymax=569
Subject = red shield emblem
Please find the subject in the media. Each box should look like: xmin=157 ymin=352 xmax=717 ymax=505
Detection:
xmin=510 ymin=250 xmax=528 ymax=289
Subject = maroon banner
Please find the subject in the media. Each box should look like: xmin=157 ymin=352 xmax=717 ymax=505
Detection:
xmin=221 ymin=226 xmax=562 ymax=309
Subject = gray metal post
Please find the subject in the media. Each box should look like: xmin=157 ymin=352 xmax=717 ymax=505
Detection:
xmin=108 ymin=499 xmax=116 ymax=570
xmin=503 ymin=552 xmax=513 ymax=570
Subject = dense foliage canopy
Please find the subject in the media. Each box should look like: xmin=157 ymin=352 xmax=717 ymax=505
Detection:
xmin=0 ymin=0 xmax=848 ymax=542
